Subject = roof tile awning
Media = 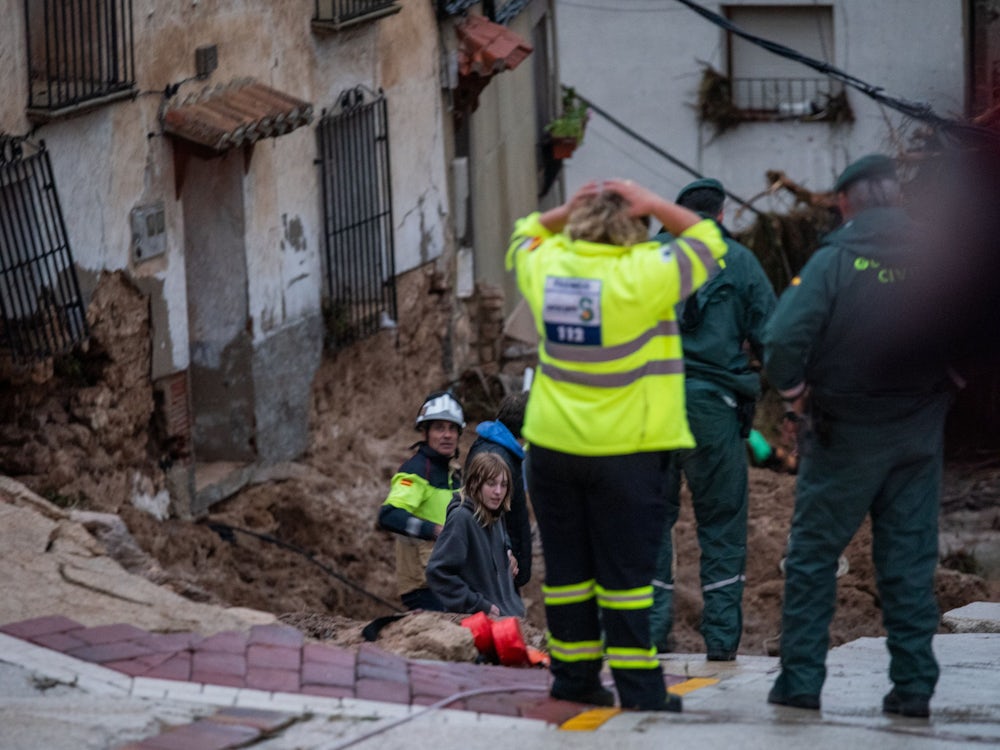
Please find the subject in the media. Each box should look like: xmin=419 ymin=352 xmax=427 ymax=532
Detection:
xmin=163 ymin=79 xmax=314 ymax=153
xmin=456 ymin=14 xmax=533 ymax=77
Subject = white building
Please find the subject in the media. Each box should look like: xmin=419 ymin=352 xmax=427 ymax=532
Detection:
xmin=556 ymin=0 xmax=970 ymax=223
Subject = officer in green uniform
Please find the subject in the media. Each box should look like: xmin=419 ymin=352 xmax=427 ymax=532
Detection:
xmin=507 ymin=179 xmax=727 ymax=712
xmin=763 ymin=155 xmax=953 ymax=717
xmin=649 ymin=178 xmax=776 ymax=660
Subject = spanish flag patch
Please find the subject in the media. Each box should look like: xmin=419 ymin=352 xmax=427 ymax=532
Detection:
xmin=399 ymin=478 xmax=413 ymax=487
xmin=518 ymin=236 xmax=543 ymax=252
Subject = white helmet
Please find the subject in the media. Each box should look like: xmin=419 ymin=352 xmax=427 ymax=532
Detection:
xmin=415 ymin=391 xmax=465 ymax=430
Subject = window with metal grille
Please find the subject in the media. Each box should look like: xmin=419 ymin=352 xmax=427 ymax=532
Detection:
xmin=0 ymin=137 xmax=89 ymax=364
xmin=311 ymin=0 xmax=401 ymax=32
xmin=25 ymin=0 xmax=136 ymax=121
xmin=722 ymin=5 xmax=849 ymax=122
xmin=317 ymin=87 xmax=397 ymax=349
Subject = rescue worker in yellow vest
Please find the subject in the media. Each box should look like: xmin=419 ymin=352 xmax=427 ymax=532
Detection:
xmin=507 ymin=179 xmax=727 ymax=711
xmin=377 ymin=391 xmax=464 ymax=611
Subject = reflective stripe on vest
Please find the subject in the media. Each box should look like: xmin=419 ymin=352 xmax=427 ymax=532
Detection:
xmin=547 ymin=633 xmax=604 ymax=663
xmin=671 ymin=237 xmax=715 ymax=300
xmin=605 ymin=645 xmax=659 ymax=670
xmin=543 ymin=579 xmax=597 ymax=606
xmin=540 ymin=359 xmax=684 ymax=389
xmin=545 ymin=320 xmax=680 ymax=363
xmin=595 ymin=583 xmax=654 ymax=610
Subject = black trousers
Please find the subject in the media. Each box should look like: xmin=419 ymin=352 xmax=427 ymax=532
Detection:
xmin=528 ymin=445 xmax=671 ymax=710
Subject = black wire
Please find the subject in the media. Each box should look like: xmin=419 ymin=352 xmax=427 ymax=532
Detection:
xmin=670 ymin=0 xmax=999 ymax=145
xmin=204 ymin=521 xmax=404 ymax=614
xmin=567 ymin=86 xmax=766 ymax=217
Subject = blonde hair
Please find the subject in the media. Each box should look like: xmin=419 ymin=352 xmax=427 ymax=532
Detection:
xmin=566 ymin=191 xmax=649 ymax=246
xmin=461 ymin=452 xmax=512 ymax=526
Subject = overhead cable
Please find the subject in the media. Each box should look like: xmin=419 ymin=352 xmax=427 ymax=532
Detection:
xmin=670 ymin=0 xmax=997 ymax=143
xmin=568 ymin=87 xmax=766 ymax=217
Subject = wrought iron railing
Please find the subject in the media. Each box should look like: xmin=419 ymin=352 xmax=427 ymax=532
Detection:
xmin=312 ymin=0 xmax=400 ymax=29
xmin=0 ymin=137 xmax=89 ymax=363
xmin=24 ymin=0 xmax=136 ymax=116
xmin=731 ymin=77 xmax=843 ymax=117
xmin=317 ymin=87 xmax=397 ymax=348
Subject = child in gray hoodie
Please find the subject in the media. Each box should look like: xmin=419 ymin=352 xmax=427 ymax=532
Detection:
xmin=426 ymin=452 xmax=526 ymax=618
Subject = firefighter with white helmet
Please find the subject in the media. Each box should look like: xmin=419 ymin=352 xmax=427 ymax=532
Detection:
xmin=378 ymin=390 xmax=465 ymax=610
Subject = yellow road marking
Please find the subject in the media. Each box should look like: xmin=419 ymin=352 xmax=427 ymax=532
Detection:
xmin=558 ymin=678 xmax=719 ymax=731
xmin=669 ymin=677 xmax=719 ymax=696
xmin=560 ymin=708 xmax=621 ymax=731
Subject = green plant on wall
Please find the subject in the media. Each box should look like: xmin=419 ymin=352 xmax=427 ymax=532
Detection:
xmin=545 ymin=87 xmax=590 ymax=143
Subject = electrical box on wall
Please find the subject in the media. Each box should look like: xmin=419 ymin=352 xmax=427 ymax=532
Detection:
xmin=131 ymin=202 xmax=166 ymax=262
xmin=196 ymin=45 xmax=218 ymax=79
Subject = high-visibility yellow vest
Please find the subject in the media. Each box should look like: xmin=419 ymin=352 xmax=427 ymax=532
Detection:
xmin=506 ymin=214 xmax=726 ymax=456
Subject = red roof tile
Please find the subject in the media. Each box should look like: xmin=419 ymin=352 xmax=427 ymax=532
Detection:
xmin=163 ymin=79 xmax=313 ymax=153
xmin=456 ymin=14 xmax=533 ymax=77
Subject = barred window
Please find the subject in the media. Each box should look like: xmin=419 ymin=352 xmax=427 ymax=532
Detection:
xmin=25 ymin=0 xmax=136 ymax=121
xmin=0 ymin=138 xmax=88 ymax=364
xmin=316 ymin=87 xmax=397 ymax=348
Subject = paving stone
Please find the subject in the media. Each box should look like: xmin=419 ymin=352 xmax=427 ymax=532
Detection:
xmin=73 ymin=623 xmax=149 ymax=645
xmin=209 ymin=706 xmax=300 ymax=732
xmin=191 ymin=671 xmax=245 ymax=689
xmin=302 ymin=642 xmax=356 ymax=667
xmin=245 ymin=666 xmax=301 ymax=693
xmin=409 ymin=668 xmax=469 ymax=700
xmin=192 ymin=651 xmax=247 ymax=677
xmin=197 ymin=631 xmax=248 ymax=654
xmin=105 ymin=658 xmax=157 ymax=676
xmin=144 ymin=653 xmax=193 ymax=681
xmin=302 ymin=643 xmax=358 ymax=672
xmin=464 ymin=692 xmax=525 ymax=716
xmin=0 ymin=616 xmax=82 ymax=639
xmin=67 ymin=640 xmax=156 ymax=664
xmin=30 ymin=631 xmax=88 ymax=652
xmin=300 ymin=684 xmax=354 ymax=699
xmin=356 ymin=676 xmax=411 ymax=704
xmin=301 ymin=660 xmax=355 ymax=688
xmin=246 ymin=644 xmax=301 ymax=670
xmin=356 ymin=661 xmax=409 ymax=684
xmin=357 ymin=643 xmax=407 ymax=672
xmin=128 ymin=719 xmax=260 ymax=749
xmin=248 ymin=624 xmax=304 ymax=649
xmin=137 ymin=632 xmax=201 ymax=653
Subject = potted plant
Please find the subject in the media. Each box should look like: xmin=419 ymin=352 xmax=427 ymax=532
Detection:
xmin=545 ymin=88 xmax=590 ymax=159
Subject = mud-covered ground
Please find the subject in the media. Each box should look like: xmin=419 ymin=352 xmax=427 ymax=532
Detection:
xmin=2 ymin=269 xmax=998 ymax=659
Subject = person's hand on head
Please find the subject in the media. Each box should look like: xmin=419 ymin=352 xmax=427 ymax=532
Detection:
xmin=603 ymin=178 xmax=660 ymax=217
xmin=568 ymin=180 xmax=601 ymax=210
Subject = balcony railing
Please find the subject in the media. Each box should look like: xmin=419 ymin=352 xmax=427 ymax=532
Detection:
xmin=730 ymin=77 xmax=846 ymax=119
xmin=312 ymin=0 xmax=401 ymax=31
xmin=25 ymin=0 xmax=136 ymax=121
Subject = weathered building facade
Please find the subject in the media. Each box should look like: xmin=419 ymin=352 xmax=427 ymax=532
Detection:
xmin=1 ymin=0 xmax=559 ymax=513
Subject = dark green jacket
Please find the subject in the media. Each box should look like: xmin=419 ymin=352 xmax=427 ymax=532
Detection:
xmin=655 ymin=225 xmax=776 ymax=399
xmin=763 ymin=207 xmax=949 ymax=422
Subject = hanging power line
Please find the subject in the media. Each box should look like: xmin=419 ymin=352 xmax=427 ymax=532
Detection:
xmin=568 ymin=87 xmax=766 ymax=217
xmin=669 ymin=0 xmax=998 ymax=144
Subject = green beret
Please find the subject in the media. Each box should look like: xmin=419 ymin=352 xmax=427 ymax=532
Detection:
xmin=676 ymin=177 xmax=725 ymax=203
xmin=833 ymin=154 xmax=897 ymax=193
